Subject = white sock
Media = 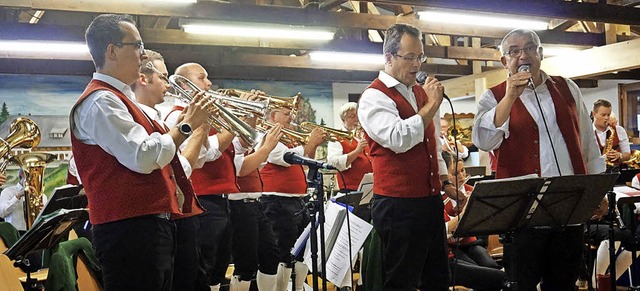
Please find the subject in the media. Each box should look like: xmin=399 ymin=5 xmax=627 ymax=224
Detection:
xmin=276 ymin=263 xmax=292 ymax=291
xmin=210 ymin=284 xmax=221 ymax=291
xmin=615 ymin=250 xmax=633 ymax=281
xmin=293 ymin=262 xmax=308 ymax=291
xmin=257 ymin=271 xmax=277 ymax=291
xmin=230 ymin=275 xmax=251 ymax=291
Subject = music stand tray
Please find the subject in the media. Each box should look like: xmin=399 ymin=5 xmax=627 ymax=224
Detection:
xmin=455 ymin=173 xmax=618 ymax=237
xmin=39 ymin=184 xmax=86 ymax=218
xmin=4 ymin=208 xmax=89 ymax=261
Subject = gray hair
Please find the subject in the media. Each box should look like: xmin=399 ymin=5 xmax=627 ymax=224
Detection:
xmin=499 ymin=28 xmax=541 ymax=56
xmin=339 ymin=102 xmax=357 ymax=121
xmin=383 ymin=23 xmax=422 ymax=55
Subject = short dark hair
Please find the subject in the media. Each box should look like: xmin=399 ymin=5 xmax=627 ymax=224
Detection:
xmin=593 ymin=99 xmax=612 ymax=111
xmin=85 ymin=14 xmax=135 ymax=69
xmin=383 ymin=23 xmax=422 ymax=55
xmin=131 ymin=49 xmax=164 ymax=91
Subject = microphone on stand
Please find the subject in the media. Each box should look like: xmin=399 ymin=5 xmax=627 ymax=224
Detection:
xmin=517 ymin=64 xmax=535 ymax=89
xmin=416 ymin=71 xmax=450 ymax=101
xmin=283 ymin=152 xmax=337 ymax=170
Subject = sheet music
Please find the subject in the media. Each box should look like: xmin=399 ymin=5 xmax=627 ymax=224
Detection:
xmin=357 ymin=173 xmax=373 ymax=205
xmin=303 ymin=201 xmax=372 ymax=287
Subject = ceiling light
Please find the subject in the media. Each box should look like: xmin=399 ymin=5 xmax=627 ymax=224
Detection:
xmin=182 ymin=22 xmax=334 ymax=41
xmin=418 ymin=10 xmax=548 ymax=30
xmin=309 ymin=51 xmax=384 ymax=65
xmin=0 ymin=40 xmax=90 ymax=59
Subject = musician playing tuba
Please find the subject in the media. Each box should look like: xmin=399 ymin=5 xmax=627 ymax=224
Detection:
xmin=0 ymin=168 xmax=48 ymax=232
xmin=592 ymin=99 xmax=630 ymax=169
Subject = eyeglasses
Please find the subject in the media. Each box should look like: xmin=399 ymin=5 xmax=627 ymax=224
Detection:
xmin=115 ymin=41 xmax=145 ymax=55
xmin=392 ymin=53 xmax=427 ymax=64
xmin=505 ymin=45 xmax=538 ymax=57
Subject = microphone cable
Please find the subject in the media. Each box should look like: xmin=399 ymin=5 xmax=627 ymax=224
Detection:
xmin=531 ymin=83 xmax=563 ymax=176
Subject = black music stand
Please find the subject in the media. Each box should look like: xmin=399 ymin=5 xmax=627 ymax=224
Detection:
xmin=4 ymin=208 xmax=89 ymax=291
xmin=616 ymin=168 xmax=640 ymax=185
xmin=39 ymin=184 xmax=86 ymax=217
xmin=454 ymin=173 xmax=618 ymax=290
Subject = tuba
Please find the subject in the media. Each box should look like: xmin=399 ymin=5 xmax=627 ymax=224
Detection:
xmin=0 ymin=118 xmax=41 ymax=172
xmin=10 ymin=152 xmax=56 ymax=230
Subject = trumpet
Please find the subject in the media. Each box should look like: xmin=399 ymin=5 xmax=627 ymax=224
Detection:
xmin=0 ymin=118 xmax=41 ymax=173
xmin=145 ymin=63 xmax=259 ymax=146
xmin=299 ymin=122 xmax=353 ymax=142
xmin=256 ymin=119 xmax=309 ymax=146
xmin=220 ymin=89 xmax=301 ymax=119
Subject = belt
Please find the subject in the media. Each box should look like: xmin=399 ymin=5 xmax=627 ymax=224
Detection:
xmin=229 ymin=198 xmax=258 ymax=203
xmin=155 ymin=212 xmax=171 ymax=220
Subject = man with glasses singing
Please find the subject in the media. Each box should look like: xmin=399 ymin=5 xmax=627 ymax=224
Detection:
xmin=70 ymin=14 xmax=210 ymax=291
xmin=358 ymin=23 xmax=461 ymax=290
xmin=473 ymin=29 xmax=604 ymax=290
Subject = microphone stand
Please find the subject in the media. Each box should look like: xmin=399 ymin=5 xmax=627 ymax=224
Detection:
xmin=305 ymin=166 xmax=328 ymax=291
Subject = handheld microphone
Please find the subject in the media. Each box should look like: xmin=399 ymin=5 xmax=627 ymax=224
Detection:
xmin=283 ymin=152 xmax=337 ymax=170
xmin=416 ymin=71 xmax=450 ymax=101
xmin=517 ymin=65 xmax=535 ymax=89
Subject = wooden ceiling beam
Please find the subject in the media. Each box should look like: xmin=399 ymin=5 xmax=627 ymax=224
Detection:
xmin=0 ymin=1 xmax=605 ymax=46
xmin=441 ymin=37 xmax=640 ymax=97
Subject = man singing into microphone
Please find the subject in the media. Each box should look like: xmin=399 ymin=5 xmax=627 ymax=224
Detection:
xmin=473 ymin=28 xmax=604 ymax=290
xmin=358 ymin=23 xmax=463 ymax=290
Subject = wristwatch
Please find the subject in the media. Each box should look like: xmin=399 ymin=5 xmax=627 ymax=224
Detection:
xmin=177 ymin=122 xmax=193 ymax=137
xmin=442 ymin=180 xmax=454 ymax=189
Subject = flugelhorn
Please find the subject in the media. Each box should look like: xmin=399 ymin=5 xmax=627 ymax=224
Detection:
xmin=145 ymin=63 xmax=259 ymax=146
xmin=299 ymin=122 xmax=353 ymax=142
xmin=0 ymin=118 xmax=41 ymax=172
xmin=11 ymin=152 xmax=56 ymax=229
xmin=220 ymin=89 xmax=301 ymax=119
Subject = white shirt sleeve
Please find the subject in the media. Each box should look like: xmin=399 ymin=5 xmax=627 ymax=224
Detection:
xmin=327 ymin=141 xmax=349 ymax=171
xmin=358 ymin=87 xmax=426 ymax=154
xmin=0 ymin=185 xmax=22 ymax=218
xmin=616 ymin=125 xmax=631 ymax=154
xmin=632 ymin=176 xmax=640 ymax=189
xmin=266 ymin=143 xmax=304 ymax=167
xmin=472 ymin=90 xmax=510 ymax=151
xmin=71 ymin=90 xmax=176 ymax=174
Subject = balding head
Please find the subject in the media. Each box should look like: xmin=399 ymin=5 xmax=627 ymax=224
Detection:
xmin=175 ymin=62 xmax=212 ymax=91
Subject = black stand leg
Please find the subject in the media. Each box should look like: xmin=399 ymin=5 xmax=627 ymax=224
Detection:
xmin=304 ymin=167 xmax=328 ymax=291
xmin=608 ymin=191 xmax=617 ymax=291
xmin=14 ymin=257 xmax=39 ymax=291
xmin=629 ymin=201 xmax=640 ymax=291
xmin=502 ymin=232 xmax=518 ymax=291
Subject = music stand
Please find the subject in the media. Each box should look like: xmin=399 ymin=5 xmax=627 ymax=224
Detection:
xmin=334 ymin=191 xmax=363 ymax=289
xmin=4 ymin=208 xmax=89 ymax=291
xmin=616 ymin=195 xmax=640 ymax=290
xmin=39 ymin=184 xmax=86 ymax=217
xmin=616 ymin=168 xmax=640 ymax=185
xmin=454 ymin=173 xmax=618 ymax=290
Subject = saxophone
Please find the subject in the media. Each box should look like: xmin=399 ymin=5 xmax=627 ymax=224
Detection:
xmin=605 ymin=126 xmax=616 ymax=167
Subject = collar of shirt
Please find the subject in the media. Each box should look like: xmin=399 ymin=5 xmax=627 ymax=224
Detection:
xmin=138 ymin=103 xmax=162 ymax=122
xmin=592 ymin=123 xmax=610 ymax=134
xmin=377 ymin=71 xmax=418 ymax=111
xmin=93 ymin=72 xmax=136 ymax=102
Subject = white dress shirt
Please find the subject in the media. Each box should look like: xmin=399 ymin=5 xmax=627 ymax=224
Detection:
xmin=164 ymin=98 xmax=222 ymax=167
xmin=439 ymin=135 xmax=470 ymax=160
xmin=358 ymin=71 xmax=447 ymax=176
xmin=138 ymin=103 xmax=195 ymax=178
xmin=71 ymin=73 xmax=177 ymax=174
xmin=593 ymin=124 xmax=630 ymax=154
xmin=327 ymin=126 xmax=351 ymax=171
xmin=0 ymin=183 xmax=48 ymax=231
xmin=473 ymin=71 xmax=605 ymax=176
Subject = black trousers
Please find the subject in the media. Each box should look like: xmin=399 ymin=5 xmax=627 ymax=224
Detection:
xmin=172 ymin=215 xmax=202 ymax=291
xmin=260 ymin=195 xmax=309 ymax=266
xmin=371 ymin=194 xmax=449 ymax=291
xmin=196 ymin=195 xmax=231 ymax=288
xmin=92 ymin=215 xmax=176 ymax=291
xmin=449 ymin=258 xmax=506 ymax=291
xmin=503 ymin=226 xmax=583 ymax=291
xmin=229 ymin=199 xmax=280 ymax=280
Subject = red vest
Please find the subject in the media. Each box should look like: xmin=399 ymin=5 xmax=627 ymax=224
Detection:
xmin=260 ymin=145 xmax=308 ymax=194
xmin=237 ymin=153 xmax=264 ymax=193
xmin=490 ymin=76 xmax=586 ymax=178
xmin=71 ymin=80 xmax=196 ymax=225
xmin=337 ymin=139 xmax=372 ymax=190
xmin=66 ymin=171 xmax=80 ymax=185
xmin=190 ymin=128 xmax=240 ymax=195
xmin=363 ymin=79 xmax=441 ymax=198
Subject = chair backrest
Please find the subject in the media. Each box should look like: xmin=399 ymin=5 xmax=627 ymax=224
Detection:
xmin=76 ymin=252 xmax=102 ymax=291
xmin=0 ymin=254 xmax=24 ymax=291
xmin=487 ymin=234 xmax=504 ymax=261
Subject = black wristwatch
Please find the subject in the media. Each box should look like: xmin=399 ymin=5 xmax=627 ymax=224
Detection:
xmin=442 ymin=180 xmax=454 ymax=189
xmin=177 ymin=122 xmax=193 ymax=137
